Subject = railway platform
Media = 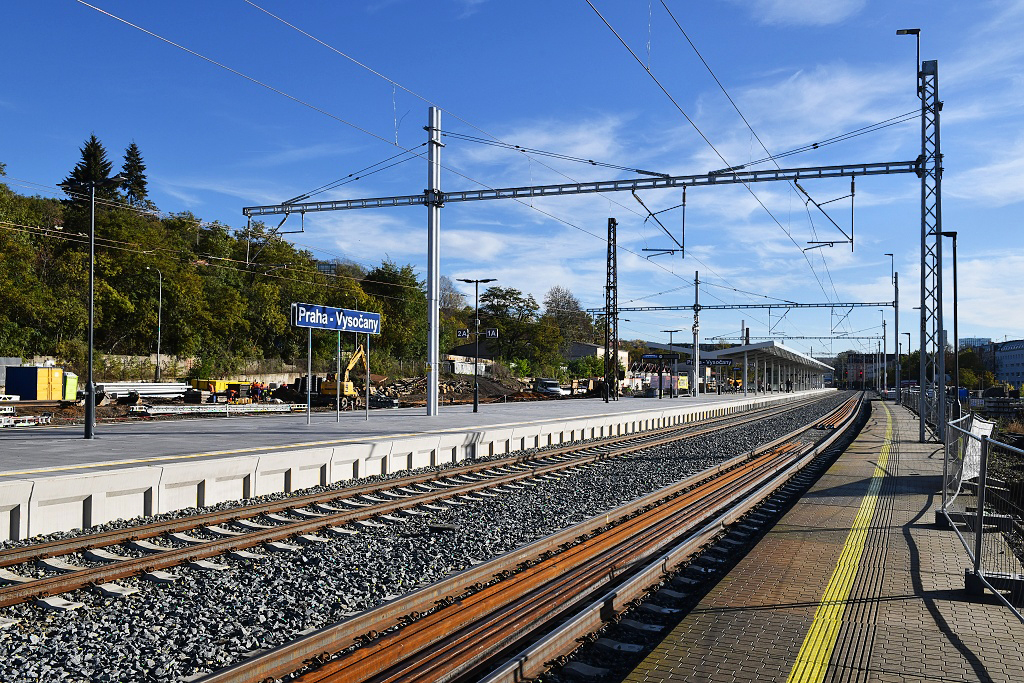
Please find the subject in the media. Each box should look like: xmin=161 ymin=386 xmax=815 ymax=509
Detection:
xmin=623 ymin=399 xmax=1024 ymax=683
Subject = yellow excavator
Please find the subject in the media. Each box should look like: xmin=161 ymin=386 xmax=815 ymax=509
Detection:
xmin=320 ymin=344 xmax=367 ymax=409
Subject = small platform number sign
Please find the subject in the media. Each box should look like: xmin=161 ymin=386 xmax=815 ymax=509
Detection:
xmin=456 ymin=329 xmax=470 ymax=339
xmin=485 ymin=328 xmax=499 ymax=339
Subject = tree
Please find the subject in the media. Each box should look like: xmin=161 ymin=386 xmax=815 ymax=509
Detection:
xmin=120 ymin=141 xmax=149 ymax=207
xmin=440 ymin=275 xmax=467 ymax=311
xmin=542 ymin=285 xmax=595 ymax=350
xmin=361 ymin=260 xmax=426 ymax=359
xmin=60 ymin=134 xmax=116 ymax=200
xmin=480 ymin=286 xmax=540 ymax=363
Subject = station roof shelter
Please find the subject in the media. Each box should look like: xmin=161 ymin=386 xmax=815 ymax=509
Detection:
xmin=646 ymin=340 xmax=833 ymax=393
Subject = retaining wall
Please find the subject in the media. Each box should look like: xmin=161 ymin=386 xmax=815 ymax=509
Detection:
xmin=0 ymin=391 xmax=828 ymax=541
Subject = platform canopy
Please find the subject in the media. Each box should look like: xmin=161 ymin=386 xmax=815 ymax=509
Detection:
xmin=646 ymin=340 xmax=834 ymax=374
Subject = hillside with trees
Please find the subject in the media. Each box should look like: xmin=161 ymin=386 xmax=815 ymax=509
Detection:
xmin=0 ymin=137 xmax=610 ymax=381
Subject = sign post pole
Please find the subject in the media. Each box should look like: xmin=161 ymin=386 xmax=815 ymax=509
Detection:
xmin=336 ymin=331 xmax=341 ymax=423
xmin=306 ymin=327 xmax=312 ymax=426
xmin=365 ymin=333 xmax=370 ymax=422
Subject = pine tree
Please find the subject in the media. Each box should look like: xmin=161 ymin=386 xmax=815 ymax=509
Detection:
xmin=120 ymin=141 xmax=149 ymax=206
xmin=60 ymin=134 xmax=116 ymax=200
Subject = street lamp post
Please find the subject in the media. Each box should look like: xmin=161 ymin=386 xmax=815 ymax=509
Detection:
xmin=457 ymin=278 xmax=495 ymax=413
xmin=880 ymin=309 xmax=887 ymax=393
xmin=661 ymin=329 xmax=681 ymax=398
xmin=147 ymin=267 xmax=163 ymax=382
xmin=903 ymin=332 xmax=912 ymax=396
xmin=941 ymin=231 xmax=959 ymax=399
xmin=70 ymin=174 xmax=122 ymax=440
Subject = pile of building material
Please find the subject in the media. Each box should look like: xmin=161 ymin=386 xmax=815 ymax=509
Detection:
xmin=96 ymin=382 xmax=191 ymax=398
xmin=0 ymin=404 xmax=52 ymax=428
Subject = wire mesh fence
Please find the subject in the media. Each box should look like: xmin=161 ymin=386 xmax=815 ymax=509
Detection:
xmin=897 ymin=387 xmax=1024 ymax=617
xmin=944 ymin=413 xmax=1024 ymax=618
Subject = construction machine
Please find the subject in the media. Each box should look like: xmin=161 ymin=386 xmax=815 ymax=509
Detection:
xmin=321 ymin=344 xmax=368 ymax=409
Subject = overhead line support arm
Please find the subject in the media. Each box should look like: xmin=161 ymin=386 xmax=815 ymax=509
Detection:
xmin=241 ymin=160 xmax=920 ymax=218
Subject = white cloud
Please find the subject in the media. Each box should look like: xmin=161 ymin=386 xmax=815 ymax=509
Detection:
xmin=733 ymin=0 xmax=866 ymax=26
xmin=946 ymin=136 xmax=1024 ymax=207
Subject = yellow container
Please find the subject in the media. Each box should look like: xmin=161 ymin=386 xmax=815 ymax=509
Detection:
xmin=191 ymin=378 xmax=230 ymax=392
xmin=6 ymin=366 xmax=64 ymax=400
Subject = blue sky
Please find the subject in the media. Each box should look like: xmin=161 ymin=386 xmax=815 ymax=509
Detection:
xmin=3 ymin=0 xmax=1023 ymax=360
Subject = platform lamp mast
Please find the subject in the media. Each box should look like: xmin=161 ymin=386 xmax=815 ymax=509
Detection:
xmin=691 ymin=272 xmax=701 ymax=397
xmin=941 ymin=231 xmax=959 ymax=398
xmin=69 ymin=173 xmax=122 ymax=440
xmin=662 ymin=329 xmax=681 ymax=398
xmin=147 ymin=267 xmax=162 ymax=382
xmin=458 ymin=278 xmax=495 ymax=413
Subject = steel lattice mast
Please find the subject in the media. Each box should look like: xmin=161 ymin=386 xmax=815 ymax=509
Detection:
xmin=919 ymin=60 xmax=945 ymax=441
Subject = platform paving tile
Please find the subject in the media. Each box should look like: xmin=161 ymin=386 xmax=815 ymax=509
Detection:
xmin=623 ymin=402 xmax=1024 ymax=683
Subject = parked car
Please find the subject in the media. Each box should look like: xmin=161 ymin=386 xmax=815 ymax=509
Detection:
xmin=533 ymin=378 xmax=564 ymax=398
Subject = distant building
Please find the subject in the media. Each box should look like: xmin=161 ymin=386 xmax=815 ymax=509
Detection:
xmin=993 ymin=340 xmax=1024 ymax=385
xmin=960 ymin=337 xmax=992 ymax=350
xmin=566 ymin=342 xmax=629 ymax=370
xmin=315 ymin=261 xmax=337 ymax=276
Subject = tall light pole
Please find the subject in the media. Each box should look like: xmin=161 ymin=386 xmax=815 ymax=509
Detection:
xmin=941 ymin=231 xmax=959 ymax=398
xmin=457 ymin=277 xmax=495 ymax=413
xmin=661 ymin=329 xmax=681 ymax=398
xmin=896 ymin=28 xmax=921 ymax=96
xmin=147 ymin=267 xmax=163 ymax=382
xmin=880 ymin=311 xmax=887 ymax=393
xmin=68 ymin=174 xmax=122 ymax=439
xmin=903 ymin=331 xmax=912 ymax=390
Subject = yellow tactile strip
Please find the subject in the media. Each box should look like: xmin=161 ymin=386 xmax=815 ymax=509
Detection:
xmin=785 ymin=402 xmax=892 ymax=683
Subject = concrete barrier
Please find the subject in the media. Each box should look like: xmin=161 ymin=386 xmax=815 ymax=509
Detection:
xmin=158 ymin=456 xmax=259 ymax=512
xmin=0 ymin=479 xmax=32 ymax=540
xmin=29 ymin=467 xmax=162 ymax=535
xmin=254 ymin=447 xmax=333 ymax=496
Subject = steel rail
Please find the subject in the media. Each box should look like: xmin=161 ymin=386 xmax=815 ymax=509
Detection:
xmin=341 ymin=443 xmax=807 ymax=683
xmin=0 ymin=396 xmax=816 ymax=568
xmin=480 ymin=393 xmax=865 ymax=683
xmin=0 ymin=397 xmax=826 ymax=606
xmin=195 ymin=393 xmax=859 ymax=683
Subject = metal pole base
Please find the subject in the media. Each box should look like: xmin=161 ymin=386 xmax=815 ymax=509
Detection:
xmin=473 ymin=385 xmax=479 ymax=413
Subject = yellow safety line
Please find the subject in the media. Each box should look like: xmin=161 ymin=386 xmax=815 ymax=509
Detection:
xmin=786 ymin=401 xmax=892 ymax=683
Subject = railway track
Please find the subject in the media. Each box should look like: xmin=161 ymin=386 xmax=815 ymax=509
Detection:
xmin=191 ymin=392 xmax=864 ymax=683
xmin=0 ymin=395 xmax=828 ymax=608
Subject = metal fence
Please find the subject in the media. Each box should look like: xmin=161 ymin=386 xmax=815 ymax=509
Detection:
xmin=898 ymin=386 xmax=966 ymax=434
xmin=942 ymin=412 xmax=1024 ymax=618
xmin=896 ymin=387 xmax=1024 ymax=617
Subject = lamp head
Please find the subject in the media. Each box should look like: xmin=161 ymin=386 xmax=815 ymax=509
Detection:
xmin=896 ymin=28 xmax=920 ymax=35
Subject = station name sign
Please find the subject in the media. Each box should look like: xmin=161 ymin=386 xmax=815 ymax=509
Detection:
xmin=679 ymin=359 xmax=734 ymax=367
xmin=291 ymin=303 xmax=381 ymax=334
xmin=642 ymin=353 xmax=679 ymax=360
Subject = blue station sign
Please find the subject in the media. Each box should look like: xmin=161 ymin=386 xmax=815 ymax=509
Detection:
xmin=291 ymin=303 xmax=381 ymax=335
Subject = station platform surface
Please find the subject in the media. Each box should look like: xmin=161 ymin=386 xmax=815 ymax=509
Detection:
xmin=0 ymin=389 xmax=789 ymax=480
xmin=625 ymin=400 xmax=1024 ymax=683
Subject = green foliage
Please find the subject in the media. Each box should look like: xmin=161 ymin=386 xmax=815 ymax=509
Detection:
xmin=1 ymin=138 xmax=622 ymax=381
xmin=120 ymin=141 xmax=149 ymax=207
xmin=60 ymin=134 xmax=117 ymax=200
xmin=567 ymin=354 xmax=604 ymax=378
xmin=0 ymin=147 xmax=437 ymax=378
